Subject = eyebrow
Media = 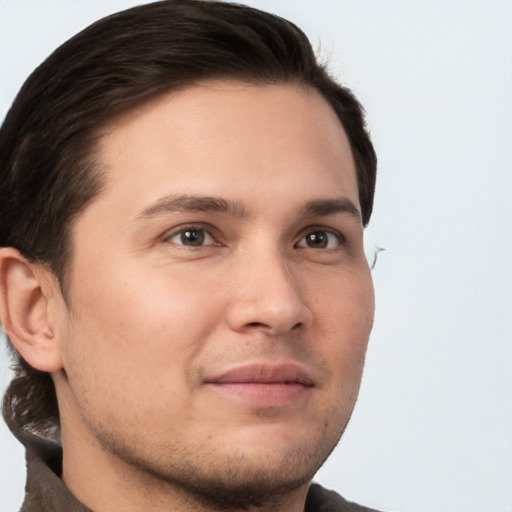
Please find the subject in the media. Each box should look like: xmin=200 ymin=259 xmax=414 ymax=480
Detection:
xmin=137 ymin=194 xmax=247 ymax=219
xmin=301 ymin=198 xmax=361 ymax=219
xmin=137 ymin=194 xmax=360 ymax=222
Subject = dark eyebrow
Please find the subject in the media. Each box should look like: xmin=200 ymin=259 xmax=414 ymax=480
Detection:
xmin=137 ymin=194 xmax=247 ymax=219
xmin=301 ymin=198 xmax=361 ymax=219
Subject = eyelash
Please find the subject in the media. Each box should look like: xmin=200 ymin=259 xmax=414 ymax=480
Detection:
xmin=164 ymin=225 xmax=220 ymax=247
xmin=162 ymin=225 xmax=345 ymax=250
xmin=295 ymin=228 xmax=344 ymax=250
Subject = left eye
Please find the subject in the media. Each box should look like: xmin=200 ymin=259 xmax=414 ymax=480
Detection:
xmin=167 ymin=228 xmax=216 ymax=247
xmin=296 ymin=230 xmax=342 ymax=249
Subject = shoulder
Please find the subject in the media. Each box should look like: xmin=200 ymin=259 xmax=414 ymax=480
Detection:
xmin=20 ymin=436 xmax=91 ymax=512
xmin=305 ymin=483 xmax=387 ymax=512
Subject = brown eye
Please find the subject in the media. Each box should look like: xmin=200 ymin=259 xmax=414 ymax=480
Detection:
xmin=297 ymin=230 xmax=341 ymax=249
xmin=168 ymin=228 xmax=214 ymax=246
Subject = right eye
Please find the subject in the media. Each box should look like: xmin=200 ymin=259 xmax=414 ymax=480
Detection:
xmin=166 ymin=227 xmax=217 ymax=247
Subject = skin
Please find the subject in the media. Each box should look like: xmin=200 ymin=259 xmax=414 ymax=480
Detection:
xmin=21 ymin=82 xmax=374 ymax=512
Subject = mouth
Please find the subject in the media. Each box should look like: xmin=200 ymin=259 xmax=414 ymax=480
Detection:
xmin=204 ymin=363 xmax=315 ymax=407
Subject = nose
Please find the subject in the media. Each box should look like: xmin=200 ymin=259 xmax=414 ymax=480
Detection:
xmin=226 ymin=249 xmax=313 ymax=336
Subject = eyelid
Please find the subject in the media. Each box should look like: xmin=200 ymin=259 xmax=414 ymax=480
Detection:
xmin=161 ymin=224 xmax=221 ymax=246
xmin=295 ymin=226 xmax=345 ymax=249
xmin=159 ymin=223 xmax=346 ymax=249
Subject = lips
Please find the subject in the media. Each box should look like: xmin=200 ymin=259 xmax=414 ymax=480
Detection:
xmin=208 ymin=363 xmax=315 ymax=386
xmin=204 ymin=363 xmax=315 ymax=407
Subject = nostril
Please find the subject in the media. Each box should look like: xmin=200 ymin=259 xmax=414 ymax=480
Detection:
xmin=246 ymin=322 xmax=267 ymax=328
xmin=244 ymin=321 xmax=304 ymax=332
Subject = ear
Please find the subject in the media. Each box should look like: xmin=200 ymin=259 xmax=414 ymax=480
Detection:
xmin=0 ymin=247 xmax=63 ymax=373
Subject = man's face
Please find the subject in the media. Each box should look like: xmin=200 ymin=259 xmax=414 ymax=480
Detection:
xmin=53 ymin=82 xmax=374 ymax=506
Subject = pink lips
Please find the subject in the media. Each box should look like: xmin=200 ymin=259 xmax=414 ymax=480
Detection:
xmin=205 ymin=363 xmax=314 ymax=407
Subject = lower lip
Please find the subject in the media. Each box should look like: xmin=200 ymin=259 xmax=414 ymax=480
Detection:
xmin=207 ymin=382 xmax=310 ymax=407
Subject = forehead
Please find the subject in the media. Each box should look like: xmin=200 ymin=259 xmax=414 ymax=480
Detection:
xmin=93 ymin=81 xmax=358 ymax=216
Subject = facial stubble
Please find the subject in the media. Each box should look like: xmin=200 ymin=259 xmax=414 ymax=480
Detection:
xmin=85 ymin=402 xmax=354 ymax=511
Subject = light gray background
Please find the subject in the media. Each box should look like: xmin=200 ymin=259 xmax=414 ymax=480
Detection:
xmin=1 ymin=1 xmax=511 ymax=511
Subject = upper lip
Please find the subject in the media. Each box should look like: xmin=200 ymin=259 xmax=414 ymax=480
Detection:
xmin=205 ymin=363 xmax=315 ymax=387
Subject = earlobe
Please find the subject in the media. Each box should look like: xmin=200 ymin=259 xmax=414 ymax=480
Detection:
xmin=0 ymin=248 xmax=63 ymax=373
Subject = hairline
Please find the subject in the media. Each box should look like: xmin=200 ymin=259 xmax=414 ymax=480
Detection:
xmin=58 ymin=77 xmax=363 ymax=297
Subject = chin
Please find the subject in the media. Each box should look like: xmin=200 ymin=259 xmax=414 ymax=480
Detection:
xmin=99 ymin=423 xmax=340 ymax=510
xmin=153 ymin=445 xmax=326 ymax=511
xmin=164 ymin=416 xmax=348 ymax=508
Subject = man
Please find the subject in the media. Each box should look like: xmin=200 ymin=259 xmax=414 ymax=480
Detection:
xmin=0 ymin=1 xmax=379 ymax=511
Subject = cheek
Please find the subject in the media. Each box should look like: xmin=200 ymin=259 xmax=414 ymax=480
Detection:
xmin=313 ymin=270 xmax=374 ymax=371
xmin=62 ymin=263 xmax=224 ymax=397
